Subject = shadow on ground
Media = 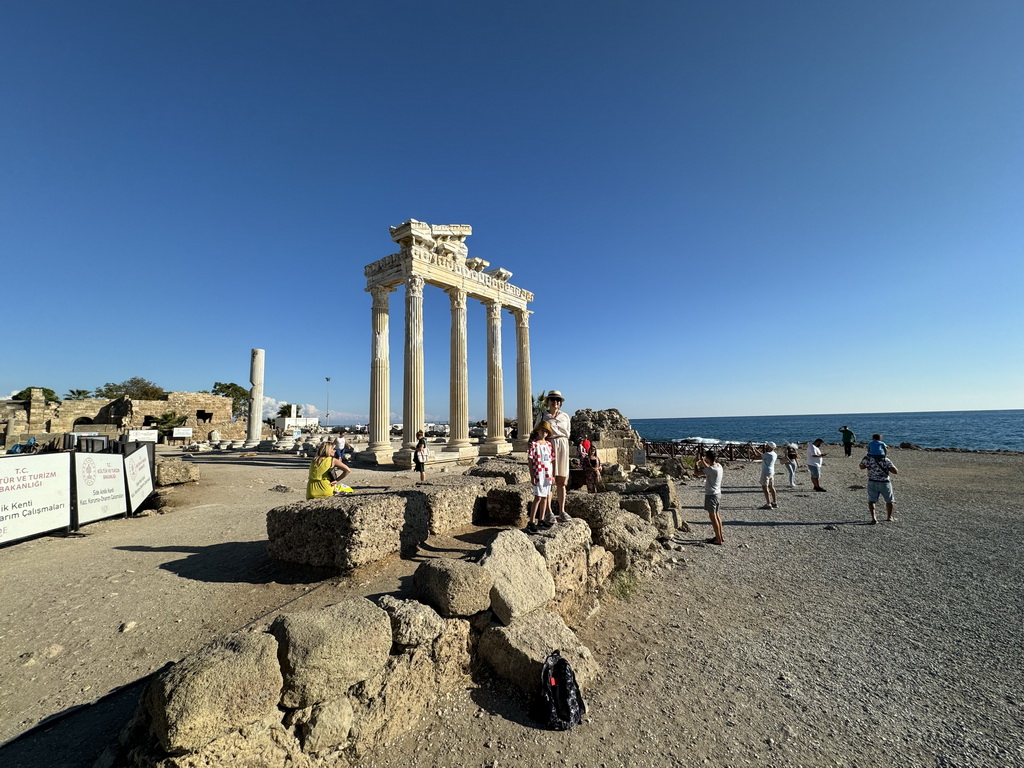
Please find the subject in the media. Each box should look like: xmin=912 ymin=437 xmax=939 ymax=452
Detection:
xmin=114 ymin=542 xmax=335 ymax=584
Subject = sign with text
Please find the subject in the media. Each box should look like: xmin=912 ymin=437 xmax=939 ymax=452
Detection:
xmin=128 ymin=430 xmax=159 ymax=443
xmin=125 ymin=447 xmax=154 ymax=513
xmin=172 ymin=427 xmax=193 ymax=438
xmin=75 ymin=453 xmax=127 ymax=525
xmin=0 ymin=453 xmax=72 ymax=544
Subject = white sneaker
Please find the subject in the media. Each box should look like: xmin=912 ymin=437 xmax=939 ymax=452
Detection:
xmin=558 ymin=513 xmax=571 ymax=523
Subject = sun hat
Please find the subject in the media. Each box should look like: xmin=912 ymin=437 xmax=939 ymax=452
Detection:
xmin=537 ymin=421 xmax=552 ymax=435
xmin=546 ymin=390 xmax=564 ymax=402
xmin=765 ymin=441 xmax=776 ymax=450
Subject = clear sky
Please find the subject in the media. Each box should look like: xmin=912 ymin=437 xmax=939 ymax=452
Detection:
xmin=3 ymin=1 xmax=1022 ymax=423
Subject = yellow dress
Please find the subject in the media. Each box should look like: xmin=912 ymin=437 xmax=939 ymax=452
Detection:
xmin=306 ymin=457 xmax=334 ymax=499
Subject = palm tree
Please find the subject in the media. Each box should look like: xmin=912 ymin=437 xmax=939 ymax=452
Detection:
xmin=277 ymin=403 xmax=301 ymax=418
xmin=65 ymin=389 xmax=92 ymax=400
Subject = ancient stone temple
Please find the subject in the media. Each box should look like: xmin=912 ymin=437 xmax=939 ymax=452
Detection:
xmin=360 ymin=220 xmax=534 ymax=467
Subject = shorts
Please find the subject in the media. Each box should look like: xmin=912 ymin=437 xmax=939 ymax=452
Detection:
xmin=760 ymin=472 xmax=775 ymax=487
xmin=552 ymin=436 xmax=570 ymax=478
xmin=534 ymin=477 xmax=552 ymax=498
xmin=867 ymin=480 xmax=894 ymax=503
xmin=704 ymin=494 xmax=720 ymax=514
xmin=808 ymin=464 xmax=821 ymax=479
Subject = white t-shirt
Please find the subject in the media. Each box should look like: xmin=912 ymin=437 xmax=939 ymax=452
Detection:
xmin=702 ymin=463 xmax=724 ymax=496
xmin=806 ymin=443 xmax=823 ymax=467
xmin=761 ymin=451 xmax=777 ymax=475
xmin=334 ymin=436 xmax=347 ymax=452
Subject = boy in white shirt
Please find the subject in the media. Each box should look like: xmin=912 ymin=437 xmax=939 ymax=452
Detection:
xmin=759 ymin=442 xmax=778 ymax=510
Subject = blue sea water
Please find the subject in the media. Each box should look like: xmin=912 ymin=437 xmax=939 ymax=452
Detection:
xmin=629 ymin=410 xmax=1024 ymax=453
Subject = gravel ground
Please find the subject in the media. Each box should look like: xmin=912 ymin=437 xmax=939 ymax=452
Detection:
xmin=1 ymin=446 xmax=1022 ymax=767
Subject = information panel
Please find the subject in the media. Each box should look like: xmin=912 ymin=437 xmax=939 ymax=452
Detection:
xmin=125 ymin=447 xmax=154 ymax=513
xmin=128 ymin=430 xmax=159 ymax=443
xmin=172 ymin=427 xmax=193 ymax=439
xmin=75 ymin=453 xmax=128 ymax=525
xmin=0 ymin=453 xmax=72 ymax=544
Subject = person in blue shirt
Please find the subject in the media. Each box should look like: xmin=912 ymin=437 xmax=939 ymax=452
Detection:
xmin=868 ymin=434 xmax=887 ymax=456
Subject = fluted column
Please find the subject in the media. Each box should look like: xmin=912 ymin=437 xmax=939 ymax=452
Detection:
xmin=446 ymin=287 xmax=470 ymax=448
xmin=244 ymin=348 xmax=265 ymax=447
xmin=402 ymin=275 xmax=425 ymax=451
xmin=367 ymin=285 xmax=394 ymax=455
xmin=512 ymin=309 xmax=533 ymax=451
xmin=483 ymin=300 xmax=505 ymax=446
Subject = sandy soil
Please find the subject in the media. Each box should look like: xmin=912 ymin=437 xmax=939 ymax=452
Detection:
xmin=1 ymin=445 xmax=1022 ymax=768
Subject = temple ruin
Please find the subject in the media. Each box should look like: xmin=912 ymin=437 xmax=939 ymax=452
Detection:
xmin=360 ymin=220 xmax=535 ymax=467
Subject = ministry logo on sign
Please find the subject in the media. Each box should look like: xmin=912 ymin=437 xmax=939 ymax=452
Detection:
xmin=83 ymin=457 xmax=96 ymax=486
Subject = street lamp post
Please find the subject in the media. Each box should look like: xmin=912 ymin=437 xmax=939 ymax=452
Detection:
xmin=325 ymin=377 xmax=331 ymax=429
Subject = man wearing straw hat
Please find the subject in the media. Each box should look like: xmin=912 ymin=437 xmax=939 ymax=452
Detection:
xmin=536 ymin=390 xmax=571 ymax=522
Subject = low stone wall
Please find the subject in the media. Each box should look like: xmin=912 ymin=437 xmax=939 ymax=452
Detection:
xmin=106 ymin=519 xmax=623 ymax=767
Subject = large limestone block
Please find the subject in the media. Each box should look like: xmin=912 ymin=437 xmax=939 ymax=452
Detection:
xmin=479 ymin=530 xmax=555 ymax=626
xmin=404 ymin=480 xmax=496 ymax=535
xmin=467 ymin=459 xmax=531 ymax=485
xmin=145 ymin=632 xmax=283 ymax=754
xmin=271 ymin=599 xmax=392 ymax=708
xmin=148 ymin=717 xmax=312 ymax=768
xmin=290 ymin=698 xmax=355 ymax=757
xmin=595 ymin=512 xmax=659 ymax=570
xmin=531 ymin=518 xmax=593 ymax=626
xmin=625 ymin=476 xmax=678 ymax=511
xmin=588 ymin=545 xmax=615 ymax=587
xmin=155 ymin=458 xmax=200 ymax=487
xmin=478 ymin=610 xmax=599 ymax=693
xmin=565 ymin=491 xmax=621 ymax=530
xmin=484 ymin=483 xmax=534 ymax=526
xmin=377 ymin=595 xmax=445 ymax=648
xmin=618 ymin=494 xmax=653 ymax=521
xmin=266 ymin=493 xmax=423 ymax=572
xmin=412 ymin=559 xmax=493 ymax=617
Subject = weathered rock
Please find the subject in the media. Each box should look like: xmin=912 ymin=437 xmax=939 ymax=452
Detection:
xmin=531 ymin=518 xmax=593 ymax=626
xmin=291 ymin=698 xmax=354 ymax=756
xmin=564 ymin=492 xmax=621 ymax=530
xmin=377 ymin=596 xmax=445 ymax=648
xmin=595 ymin=512 xmax=659 ymax=570
xmin=484 ymin=483 xmax=534 ymax=526
xmin=571 ymin=408 xmax=644 ymax=466
xmin=266 ymin=494 xmax=421 ymax=572
xmin=603 ymin=463 xmax=629 ymax=483
xmin=479 ymin=530 xmax=555 ymax=625
xmin=412 ymin=559 xmax=493 ymax=618
xmin=145 ymin=632 xmax=282 ymax=754
xmin=415 ymin=477 xmax=503 ymax=532
xmin=154 ymin=459 xmax=200 ymax=487
xmin=624 ymin=476 xmax=678 ymax=512
xmin=588 ymin=545 xmax=615 ymax=587
xmin=149 ymin=717 xmax=311 ymax=768
xmin=477 ymin=610 xmax=599 ymax=693
xmin=618 ymin=494 xmax=653 ymax=521
xmin=270 ymin=599 xmax=392 ymax=708
xmin=660 ymin=456 xmax=691 ymax=479
xmin=466 ymin=458 xmax=531 ymax=485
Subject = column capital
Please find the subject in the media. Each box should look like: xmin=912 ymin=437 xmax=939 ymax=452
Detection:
xmin=369 ymin=284 xmax=395 ymax=309
xmin=446 ymin=286 xmax=467 ymax=309
xmin=509 ymin=307 xmax=533 ymax=327
xmin=484 ymin=299 xmax=502 ymax=318
xmin=406 ymin=274 xmax=425 ymax=297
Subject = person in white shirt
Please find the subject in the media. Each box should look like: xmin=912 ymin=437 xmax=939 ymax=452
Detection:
xmin=696 ymin=451 xmax=725 ymax=545
xmin=535 ymin=390 xmax=571 ymax=522
xmin=806 ymin=438 xmax=828 ymax=492
xmin=759 ymin=442 xmax=778 ymax=509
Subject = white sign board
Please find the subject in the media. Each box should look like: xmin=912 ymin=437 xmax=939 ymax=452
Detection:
xmin=0 ymin=453 xmax=72 ymax=544
xmin=124 ymin=447 xmax=154 ymax=513
xmin=172 ymin=427 xmax=193 ymax=438
xmin=128 ymin=430 xmax=159 ymax=442
xmin=75 ymin=453 xmax=127 ymax=525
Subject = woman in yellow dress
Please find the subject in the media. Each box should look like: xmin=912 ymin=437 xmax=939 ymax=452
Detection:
xmin=306 ymin=441 xmax=351 ymax=499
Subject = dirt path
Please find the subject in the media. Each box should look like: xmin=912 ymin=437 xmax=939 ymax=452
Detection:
xmin=1 ymin=448 xmax=1022 ymax=767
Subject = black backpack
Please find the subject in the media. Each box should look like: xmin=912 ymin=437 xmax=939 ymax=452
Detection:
xmin=539 ymin=650 xmax=586 ymax=730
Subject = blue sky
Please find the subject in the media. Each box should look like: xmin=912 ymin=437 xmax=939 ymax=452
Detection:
xmin=3 ymin=1 xmax=1022 ymax=423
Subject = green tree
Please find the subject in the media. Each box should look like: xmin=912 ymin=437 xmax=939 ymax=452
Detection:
xmin=534 ymin=390 xmax=549 ymax=421
xmin=212 ymin=382 xmax=249 ymax=420
xmin=153 ymin=411 xmax=187 ymax=439
xmin=12 ymin=387 xmax=59 ymax=402
xmin=277 ymin=403 xmax=301 ymax=418
xmin=64 ymin=389 xmax=92 ymax=400
xmin=94 ymin=377 xmax=166 ymax=400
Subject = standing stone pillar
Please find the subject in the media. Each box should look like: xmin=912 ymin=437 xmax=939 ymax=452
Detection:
xmin=511 ymin=309 xmax=533 ymax=452
xmin=398 ymin=275 xmax=425 ymax=466
xmin=244 ymin=348 xmax=265 ymax=448
xmin=444 ymin=287 xmax=477 ymax=458
xmin=480 ymin=300 xmax=512 ymax=455
xmin=361 ymin=284 xmax=396 ymax=464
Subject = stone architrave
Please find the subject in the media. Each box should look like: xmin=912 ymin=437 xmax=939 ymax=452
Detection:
xmin=244 ymin=348 xmax=265 ymax=448
xmin=363 ymin=220 xmax=534 ymax=467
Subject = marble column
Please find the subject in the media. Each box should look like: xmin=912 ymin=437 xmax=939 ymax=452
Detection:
xmin=402 ymin=275 xmax=425 ymax=454
xmin=244 ymin=348 xmax=265 ymax=448
xmin=445 ymin=287 xmax=472 ymax=451
xmin=480 ymin=299 xmax=512 ymax=455
xmin=363 ymin=284 xmax=395 ymax=463
xmin=511 ymin=309 xmax=533 ymax=452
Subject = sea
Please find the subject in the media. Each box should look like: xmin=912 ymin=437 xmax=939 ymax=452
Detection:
xmin=629 ymin=410 xmax=1024 ymax=453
